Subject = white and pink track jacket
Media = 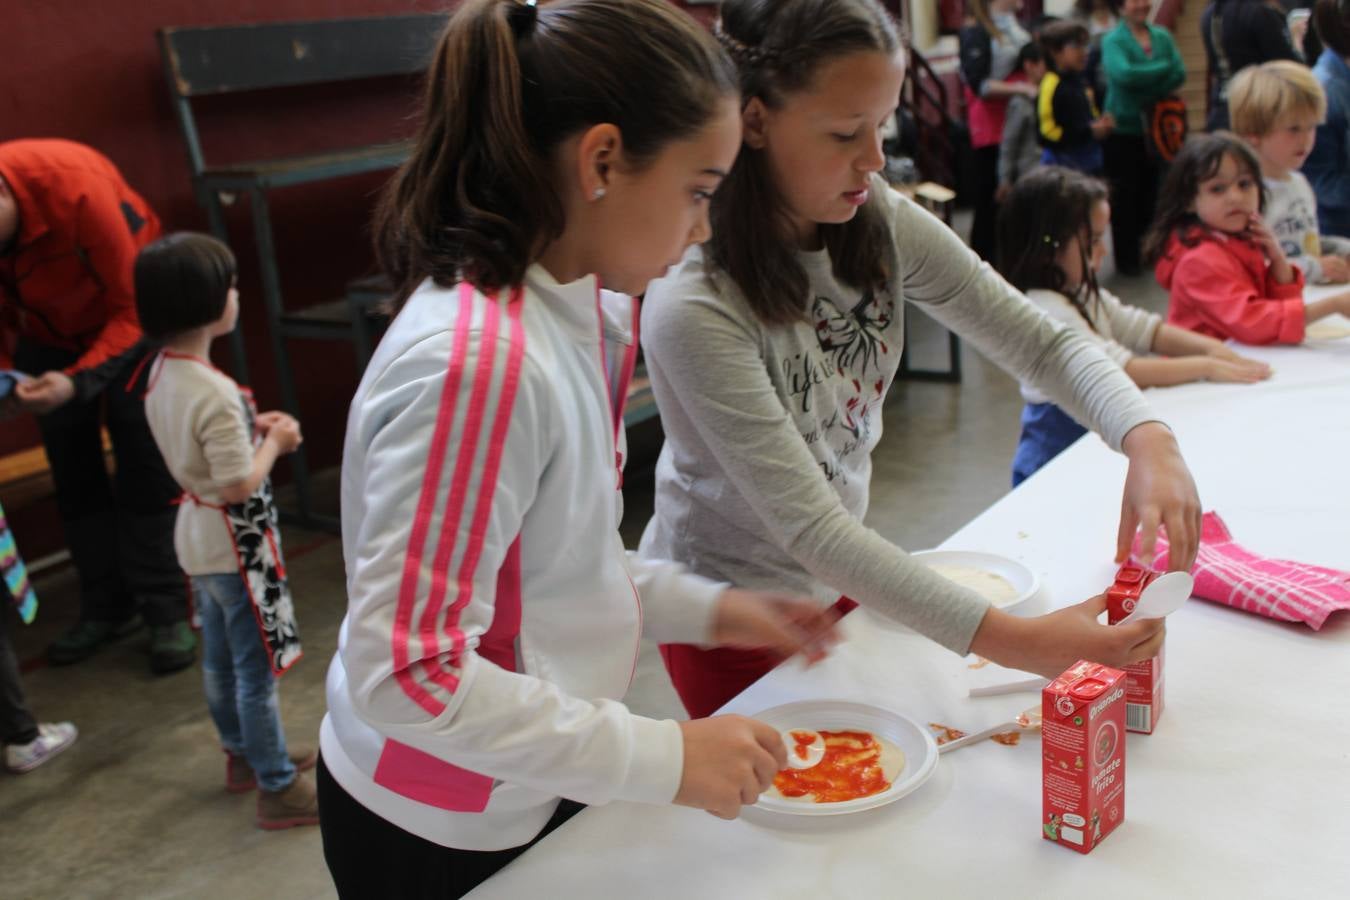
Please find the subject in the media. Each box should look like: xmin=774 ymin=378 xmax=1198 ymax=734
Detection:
xmin=320 ymin=265 xmax=727 ymax=851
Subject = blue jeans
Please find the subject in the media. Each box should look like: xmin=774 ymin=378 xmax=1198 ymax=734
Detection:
xmin=192 ymin=573 xmax=295 ymax=791
xmin=1011 ymin=402 xmax=1087 ymax=487
xmin=1041 ymin=144 xmax=1104 ymax=175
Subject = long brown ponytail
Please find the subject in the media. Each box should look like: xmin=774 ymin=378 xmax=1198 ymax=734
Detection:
xmin=375 ymin=0 xmax=737 ymax=306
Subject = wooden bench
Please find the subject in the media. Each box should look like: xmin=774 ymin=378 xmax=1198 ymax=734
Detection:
xmin=158 ymin=13 xmax=663 ymax=508
xmin=158 ymin=14 xmax=446 ymax=525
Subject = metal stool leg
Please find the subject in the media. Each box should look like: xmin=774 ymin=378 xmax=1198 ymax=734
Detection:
xmin=248 ymin=187 xmax=320 ymax=527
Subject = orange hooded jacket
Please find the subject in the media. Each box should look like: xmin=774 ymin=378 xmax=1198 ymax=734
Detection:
xmin=0 ymin=139 xmax=161 ymax=386
xmin=1154 ymin=225 xmax=1306 ymax=345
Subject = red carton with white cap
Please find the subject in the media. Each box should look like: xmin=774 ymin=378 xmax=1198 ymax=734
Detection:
xmin=1041 ymin=660 xmax=1126 ymax=854
xmin=1106 ymin=564 xmax=1165 ymax=734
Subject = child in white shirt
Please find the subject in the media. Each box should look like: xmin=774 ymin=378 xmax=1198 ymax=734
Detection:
xmin=1229 ymin=60 xmax=1350 ymax=284
xmin=136 ymin=232 xmax=317 ymax=830
xmin=997 ymin=166 xmax=1271 ymax=484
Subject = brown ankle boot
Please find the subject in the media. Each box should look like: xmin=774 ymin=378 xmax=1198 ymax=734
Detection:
xmin=226 ymin=745 xmax=319 ymax=794
xmin=256 ymin=770 xmax=320 ymax=830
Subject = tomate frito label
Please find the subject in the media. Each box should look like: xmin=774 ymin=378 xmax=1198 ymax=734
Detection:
xmin=772 ymin=730 xmax=893 ymax=803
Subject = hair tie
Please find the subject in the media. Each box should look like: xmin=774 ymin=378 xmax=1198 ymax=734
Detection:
xmin=509 ymin=0 xmax=539 ymax=38
xmin=713 ymin=19 xmax=778 ymax=67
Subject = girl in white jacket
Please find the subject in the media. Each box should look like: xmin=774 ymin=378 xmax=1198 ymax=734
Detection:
xmin=317 ymin=2 xmax=838 ymax=896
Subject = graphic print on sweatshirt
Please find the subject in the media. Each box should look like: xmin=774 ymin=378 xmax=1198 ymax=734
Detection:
xmin=782 ymin=289 xmax=895 ymax=484
xmin=1270 ymin=193 xmax=1322 ymax=261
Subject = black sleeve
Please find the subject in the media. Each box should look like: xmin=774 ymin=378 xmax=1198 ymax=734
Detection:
xmin=1251 ymin=6 xmax=1299 ymax=63
xmin=70 ymin=337 xmax=155 ymax=403
xmin=959 ymin=25 xmax=993 ymax=94
xmin=1052 ymin=81 xmax=1095 ymax=146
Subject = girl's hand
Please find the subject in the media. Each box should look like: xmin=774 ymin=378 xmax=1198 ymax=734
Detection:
xmin=266 ymin=417 xmax=303 ymax=454
xmin=15 ymin=371 xmax=75 ymax=415
xmin=1319 ymin=254 xmax=1350 ymax=283
xmin=1205 ymin=356 xmax=1272 ymax=383
xmin=970 ymin=597 xmax=1166 ymax=679
xmin=1089 ymin=115 xmax=1114 ymax=140
xmin=1244 ymin=213 xmax=1280 ymax=257
xmin=1117 ymin=422 xmax=1201 ymax=571
xmin=675 ymin=715 xmax=786 ymax=819
xmin=1246 ymin=214 xmax=1294 ymax=282
xmin=710 ymin=590 xmax=841 ymax=666
xmin=255 ymin=410 xmax=298 ymax=437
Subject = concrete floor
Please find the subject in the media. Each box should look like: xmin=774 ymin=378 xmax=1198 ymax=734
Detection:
xmin=1 ymin=262 xmax=1169 ymax=899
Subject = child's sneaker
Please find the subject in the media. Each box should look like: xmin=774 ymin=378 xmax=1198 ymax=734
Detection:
xmin=225 ymin=745 xmax=319 ymax=793
xmin=256 ymin=770 xmax=320 ymax=830
xmin=5 ymin=722 xmax=78 ymax=773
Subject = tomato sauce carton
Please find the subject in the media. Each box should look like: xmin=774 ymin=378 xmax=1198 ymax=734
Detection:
xmin=1041 ymin=661 xmax=1126 ymax=854
xmin=1105 ymin=565 xmax=1165 ymax=734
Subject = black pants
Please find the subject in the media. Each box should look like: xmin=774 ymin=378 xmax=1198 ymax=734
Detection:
xmin=318 ymin=755 xmax=584 ymax=899
xmin=1103 ymin=133 xmax=1160 ymax=275
xmin=968 ymin=144 xmax=1002 ymax=263
xmin=1 ymin=602 xmax=38 ymax=745
xmin=13 ymin=342 xmax=185 ymax=627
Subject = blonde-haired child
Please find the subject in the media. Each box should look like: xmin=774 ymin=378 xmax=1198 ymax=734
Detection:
xmin=1229 ymin=60 xmax=1350 ymax=284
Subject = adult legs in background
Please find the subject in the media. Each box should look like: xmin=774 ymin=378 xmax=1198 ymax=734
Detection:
xmin=0 ymin=604 xmax=38 ymax=748
xmin=1 ymin=599 xmax=77 ymax=773
xmin=968 ymin=144 xmax=1001 ymax=262
xmin=15 ymin=343 xmax=137 ymax=665
xmin=106 ymin=350 xmax=193 ymax=673
xmin=1103 ymin=134 xmax=1158 ymax=276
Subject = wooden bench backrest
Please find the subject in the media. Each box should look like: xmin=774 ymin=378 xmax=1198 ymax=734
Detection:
xmin=158 ymin=14 xmax=445 ymax=173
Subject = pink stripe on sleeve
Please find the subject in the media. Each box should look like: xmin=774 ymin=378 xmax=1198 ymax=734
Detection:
xmin=446 ymin=287 xmax=527 ymax=662
xmin=417 ymin=291 xmax=504 ymax=694
xmin=390 ymin=283 xmax=475 ymax=716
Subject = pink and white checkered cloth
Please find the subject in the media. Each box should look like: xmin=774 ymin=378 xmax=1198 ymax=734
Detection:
xmin=1132 ymin=512 xmax=1350 ymax=629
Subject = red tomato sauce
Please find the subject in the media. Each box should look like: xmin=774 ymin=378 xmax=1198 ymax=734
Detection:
xmin=772 ymin=730 xmax=892 ymax=803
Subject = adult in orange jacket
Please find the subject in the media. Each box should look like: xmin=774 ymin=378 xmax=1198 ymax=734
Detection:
xmin=0 ymin=139 xmax=195 ymax=674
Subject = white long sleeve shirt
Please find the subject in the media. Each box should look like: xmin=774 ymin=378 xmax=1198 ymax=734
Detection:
xmin=320 ymin=266 xmax=726 ymax=851
xmin=1266 ymin=170 xmax=1350 ymax=284
xmin=1018 ymin=287 xmax=1162 ymax=405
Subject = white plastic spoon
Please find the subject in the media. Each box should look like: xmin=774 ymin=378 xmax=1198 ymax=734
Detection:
xmin=1116 ymin=570 xmax=1194 ymax=626
xmin=781 ymin=729 xmax=826 ymax=769
xmin=937 ymin=706 xmax=1042 ymax=755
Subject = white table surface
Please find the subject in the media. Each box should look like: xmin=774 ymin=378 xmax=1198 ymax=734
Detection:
xmin=467 ymin=300 xmax=1350 ymax=899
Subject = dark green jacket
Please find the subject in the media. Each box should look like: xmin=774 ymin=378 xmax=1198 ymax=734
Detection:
xmin=1101 ymin=22 xmax=1186 ymax=137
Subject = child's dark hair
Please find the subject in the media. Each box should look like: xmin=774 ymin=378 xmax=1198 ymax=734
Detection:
xmin=1314 ymin=0 xmax=1350 ymax=58
xmin=1016 ymin=40 xmax=1045 ymax=71
xmin=1038 ymin=19 xmax=1089 ymax=70
xmin=134 ymin=232 xmax=237 ymax=341
xmin=374 ymin=0 xmax=737 ymax=306
xmin=1142 ymin=132 xmax=1267 ymax=264
xmin=996 ymin=166 xmax=1108 ymax=328
xmin=711 ymin=0 xmax=901 ymax=325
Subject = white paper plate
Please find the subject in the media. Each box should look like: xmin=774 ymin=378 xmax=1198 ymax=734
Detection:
xmin=911 ymin=549 xmax=1039 ymax=614
xmin=751 ymin=700 xmax=939 ymax=816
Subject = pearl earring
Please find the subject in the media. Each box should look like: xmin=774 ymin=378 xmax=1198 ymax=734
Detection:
xmin=592 ymin=187 xmax=606 ymax=200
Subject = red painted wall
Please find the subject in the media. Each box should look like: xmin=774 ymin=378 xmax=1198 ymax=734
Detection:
xmin=2 ymin=0 xmax=453 ymax=464
xmin=0 ymin=1 xmax=716 ymax=555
